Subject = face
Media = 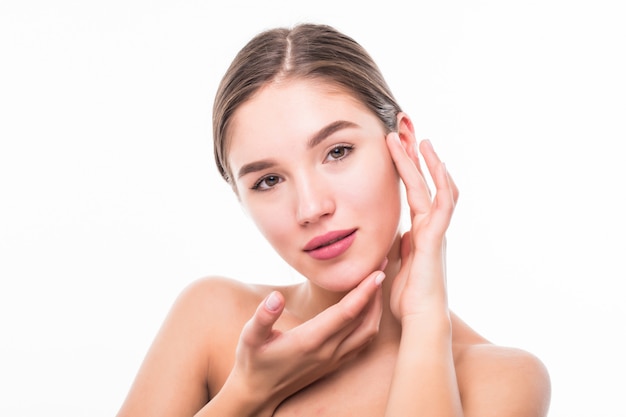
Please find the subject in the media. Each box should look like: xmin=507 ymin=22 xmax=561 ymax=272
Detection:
xmin=227 ymin=79 xmax=402 ymax=292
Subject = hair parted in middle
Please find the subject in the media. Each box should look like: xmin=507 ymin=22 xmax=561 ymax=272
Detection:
xmin=213 ymin=23 xmax=402 ymax=185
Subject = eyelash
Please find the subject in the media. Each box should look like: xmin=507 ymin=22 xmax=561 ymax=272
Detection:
xmin=251 ymin=175 xmax=281 ymax=191
xmin=325 ymin=144 xmax=354 ymax=162
xmin=250 ymin=144 xmax=355 ymax=191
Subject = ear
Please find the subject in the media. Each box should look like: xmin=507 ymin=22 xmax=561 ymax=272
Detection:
xmin=396 ymin=112 xmax=417 ymax=154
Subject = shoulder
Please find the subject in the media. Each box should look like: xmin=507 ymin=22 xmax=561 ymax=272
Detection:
xmin=117 ymin=276 xmax=281 ymax=415
xmin=169 ymin=276 xmax=272 ymax=328
xmin=457 ymin=344 xmax=551 ymax=417
xmin=152 ymin=277 xmax=285 ymax=388
xmin=452 ymin=314 xmax=551 ymax=417
xmin=175 ymin=275 xmax=259 ymax=306
xmin=169 ymin=276 xmax=301 ymax=335
xmin=144 ymin=276 xmax=263 ymax=360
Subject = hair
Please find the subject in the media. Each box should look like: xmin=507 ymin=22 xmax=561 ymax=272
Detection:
xmin=212 ymin=23 xmax=402 ymax=184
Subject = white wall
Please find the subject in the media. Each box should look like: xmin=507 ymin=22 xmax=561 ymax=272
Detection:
xmin=1 ymin=1 xmax=624 ymax=415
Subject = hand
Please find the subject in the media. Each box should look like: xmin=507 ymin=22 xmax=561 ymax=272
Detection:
xmin=222 ymin=269 xmax=385 ymax=415
xmin=385 ymin=133 xmax=459 ymax=322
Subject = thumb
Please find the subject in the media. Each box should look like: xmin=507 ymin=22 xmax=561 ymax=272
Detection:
xmin=240 ymin=291 xmax=285 ymax=348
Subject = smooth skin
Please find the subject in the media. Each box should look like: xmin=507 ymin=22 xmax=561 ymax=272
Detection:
xmin=117 ymin=79 xmax=551 ymax=417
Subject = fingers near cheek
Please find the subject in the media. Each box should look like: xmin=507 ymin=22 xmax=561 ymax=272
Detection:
xmin=418 ymin=140 xmax=457 ymax=229
xmin=339 ymin=271 xmax=386 ymax=321
xmin=431 ymin=163 xmax=456 ymax=233
xmin=337 ymin=285 xmax=384 ymax=358
xmin=386 ymin=132 xmax=432 ymax=211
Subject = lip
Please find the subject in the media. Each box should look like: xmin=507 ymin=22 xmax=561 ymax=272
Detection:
xmin=303 ymin=229 xmax=357 ymax=260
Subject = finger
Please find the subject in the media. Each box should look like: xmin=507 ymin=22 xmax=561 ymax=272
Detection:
xmin=389 ymin=232 xmax=411 ymax=308
xmin=295 ymin=270 xmax=385 ymax=349
xmin=447 ymin=167 xmax=460 ymax=206
xmin=334 ymin=284 xmax=384 ymax=359
xmin=240 ymin=291 xmax=285 ymax=348
xmin=329 ymin=271 xmax=385 ymax=324
xmin=407 ymin=138 xmax=433 ymax=199
xmin=386 ymin=132 xmax=432 ymax=215
xmin=407 ymin=136 xmax=426 ymax=178
xmin=419 ymin=140 xmax=456 ymax=232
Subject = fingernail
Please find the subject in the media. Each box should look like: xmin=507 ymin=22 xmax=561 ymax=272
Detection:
xmin=391 ymin=132 xmax=401 ymax=142
xmin=375 ymin=272 xmax=386 ymax=286
xmin=265 ymin=292 xmax=281 ymax=312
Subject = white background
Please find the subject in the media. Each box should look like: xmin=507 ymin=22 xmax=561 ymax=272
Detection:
xmin=1 ymin=1 xmax=624 ymax=416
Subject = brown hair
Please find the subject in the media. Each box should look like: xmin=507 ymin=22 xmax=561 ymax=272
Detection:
xmin=212 ymin=23 xmax=402 ymax=184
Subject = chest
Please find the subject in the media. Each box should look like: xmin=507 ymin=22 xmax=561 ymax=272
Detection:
xmin=272 ymin=349 xmax=397 ymax=417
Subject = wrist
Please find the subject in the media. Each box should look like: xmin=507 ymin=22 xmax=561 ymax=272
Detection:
xmin=200 ymin=373 xmax=277 ymax=417
xmin=400 ymin=308 xmax=452 ymax=338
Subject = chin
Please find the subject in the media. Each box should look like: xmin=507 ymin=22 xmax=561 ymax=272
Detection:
xmin=302 ymin=255 xmax=385 ymax=293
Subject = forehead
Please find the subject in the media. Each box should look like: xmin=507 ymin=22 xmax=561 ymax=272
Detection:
xmin=227 ymin=79 xmax=376 ymax=167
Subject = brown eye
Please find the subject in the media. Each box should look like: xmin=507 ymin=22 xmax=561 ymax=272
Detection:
xmin=264 ymin=176 xmax=279 ymax=187
xmin=252 ymin=175 xmax=282 ymax=191
xmin=330 ymin=146 xmax=346 ymax=159
xmin=326 ymin=145 xmax=353 ymax=162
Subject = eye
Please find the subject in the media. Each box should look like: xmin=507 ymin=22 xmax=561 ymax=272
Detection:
xmin=251 ymin=174 xmax=282 ymax=191
xmin=325 ymin=145 xmax=354 ymax=162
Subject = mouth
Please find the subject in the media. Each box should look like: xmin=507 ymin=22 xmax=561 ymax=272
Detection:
xmin=303 ymin=229 xmax=357 ymax=260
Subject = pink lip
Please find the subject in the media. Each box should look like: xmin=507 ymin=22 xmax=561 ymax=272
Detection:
xmin=303 ymin=229 xmax=357 ymax=260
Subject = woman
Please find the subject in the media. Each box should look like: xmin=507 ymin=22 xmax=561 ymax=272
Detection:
xmin=117 ymin=23 xmax=551 ymax=416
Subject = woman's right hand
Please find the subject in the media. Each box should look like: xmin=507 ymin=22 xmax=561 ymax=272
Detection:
xmin=214 ymin=269 xmax=385 ymax=416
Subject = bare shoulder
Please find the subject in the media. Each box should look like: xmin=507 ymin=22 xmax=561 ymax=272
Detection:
xmin=117 ymin=276 xmax=287 ymax=416
xmin=451 ymin=313 xmax=551 ymax=417
xmin=170 ymin=276 xmax=280 ymax=333
xmin=170 ymin=276 xmax=303 ymax=345
xmin=174 ymin=275 xmax=262 ymax=313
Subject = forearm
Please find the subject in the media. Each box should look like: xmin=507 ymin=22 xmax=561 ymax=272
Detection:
xmin=385 ymin=312 xmax=463 ymax=417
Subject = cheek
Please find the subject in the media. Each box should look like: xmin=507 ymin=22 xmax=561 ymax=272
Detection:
xmin=248 ymin=205 xmax=290 ymax=246
xmin=368 ymin=172 xmax=402 ymax=234
xmin=343 ymin=152 xmax=401 ymax=210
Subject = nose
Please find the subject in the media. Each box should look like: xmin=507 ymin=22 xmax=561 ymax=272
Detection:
xmin=295 ymin=175 xmax=335 ymax=226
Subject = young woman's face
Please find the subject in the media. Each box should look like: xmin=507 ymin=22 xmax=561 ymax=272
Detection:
xmin=227 ymin=79 xmax=402 ymax=292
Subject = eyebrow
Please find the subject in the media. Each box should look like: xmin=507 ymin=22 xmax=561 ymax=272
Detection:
xmin=237 ymin=159 xmax=277 ymax=179
xmin=307 ymin=120 xmax=358 ymax=149
xmin=236 ymin=120 xmax=358 ymax=180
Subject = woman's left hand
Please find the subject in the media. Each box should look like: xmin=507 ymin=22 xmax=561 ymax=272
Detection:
xmin=385 ymin=133 xmax=459 ymax=323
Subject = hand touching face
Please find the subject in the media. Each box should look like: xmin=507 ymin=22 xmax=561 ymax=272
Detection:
xmin=384 ymin=124 xmax=459 ymax=321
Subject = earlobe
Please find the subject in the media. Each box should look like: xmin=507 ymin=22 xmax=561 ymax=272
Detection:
xmin=395 ymin=112 xmax=417 ymax=154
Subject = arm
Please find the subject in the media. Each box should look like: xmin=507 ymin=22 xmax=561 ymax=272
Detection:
xmin=116 ymin=279 xmax=225 ymax=417
xmin=385 ymin=123 xmax=550 ymax=416
xmin=385 ymin=129 xmax=463 ymax=416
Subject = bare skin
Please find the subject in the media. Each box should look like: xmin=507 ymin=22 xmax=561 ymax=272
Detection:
xmin=117 ymin=79 xmax=551 ymax=417
xmin=118 ymin=272 xmax=550 ymax=416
